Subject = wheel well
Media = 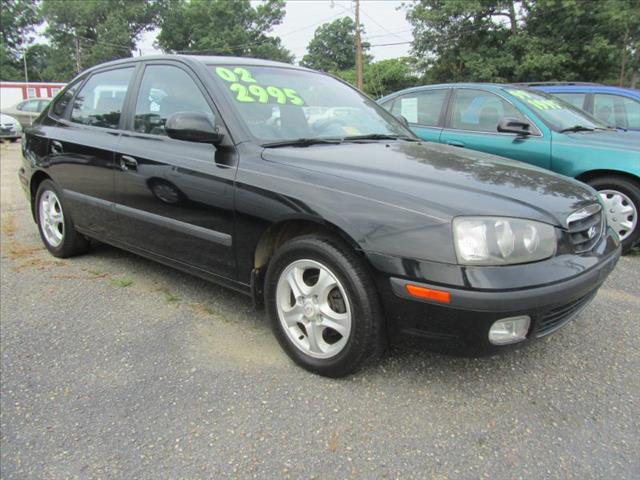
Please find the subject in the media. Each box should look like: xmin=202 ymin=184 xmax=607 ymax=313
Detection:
xmin=29 ymin=171 xmax=52 ymax=219
xmin=254 ymin=219 xmax=360 ymax=271
xmin=575 ymin=170 xmax=639 ymax=187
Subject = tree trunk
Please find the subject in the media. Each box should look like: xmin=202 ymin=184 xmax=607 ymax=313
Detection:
xmin=619 ymin=29 xmax=629 ymax=86
xmin=509 ymin=0 xmax=518 ymax=35
xmin=631 ymin=45 xmax=639 ymax=88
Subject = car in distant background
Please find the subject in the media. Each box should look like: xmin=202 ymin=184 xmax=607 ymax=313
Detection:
xmin=379 ymin=84 xmax=640 ymax=253
xmin=521 ymin=82 xmax=640 ymax=131
xmin=1 ymin=97 xmax=51 ymax=127
xmin=0 ymin=113 xmax=22 ymax=142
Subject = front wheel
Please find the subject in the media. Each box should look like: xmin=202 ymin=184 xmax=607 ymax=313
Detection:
xmin=35 ymin=179 xmax=89 ymax=258
xmin=588 ymin=175 xmax=640 ymax=254
xmin=265 ymin=235 xmax=386 ymax=377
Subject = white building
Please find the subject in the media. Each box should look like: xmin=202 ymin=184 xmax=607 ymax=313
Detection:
xmin=0 ymin=81 xmax=66 ymax=109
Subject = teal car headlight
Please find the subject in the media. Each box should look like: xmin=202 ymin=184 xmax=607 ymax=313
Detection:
xmin=453 ymin=217 xmax=557 ymax=265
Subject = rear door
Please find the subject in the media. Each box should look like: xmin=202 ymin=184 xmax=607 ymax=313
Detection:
xmin=387 ymin=88 xmax=449 ymax=142
xmin=593 ymin=93 xmax=640 ymax=130
xmin=439 ymin=88 xmax=552 ymax=170
xmin=114 ymin=61 xmax=237 ymax=278
xmin=45 ymin=66 xmax=136 ymax=238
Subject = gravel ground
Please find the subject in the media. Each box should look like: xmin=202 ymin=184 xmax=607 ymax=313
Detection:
xmin=1 ymin=142 xmax=638 ymax=479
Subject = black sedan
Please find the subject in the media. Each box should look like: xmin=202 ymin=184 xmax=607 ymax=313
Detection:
xmin=18 ymin=55 xmax=621 ymax=377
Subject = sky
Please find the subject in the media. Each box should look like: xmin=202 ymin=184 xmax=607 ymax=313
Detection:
xmin=137 ymin=0 xmax=413 ymax=63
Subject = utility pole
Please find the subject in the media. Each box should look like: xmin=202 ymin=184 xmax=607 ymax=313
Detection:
xmin=354 ymin=0 xmax=363 ymax=90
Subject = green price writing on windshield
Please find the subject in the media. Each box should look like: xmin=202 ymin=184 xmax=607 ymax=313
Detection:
xmin=216 ymin=66 xmax=305 ymax=106
xmin=508 ymin=89 xmax=562 ymax=110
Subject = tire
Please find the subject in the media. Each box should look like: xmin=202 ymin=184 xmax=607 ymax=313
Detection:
xmin=264 ymin=235 xmax=386 ymax=377
xmin=35 ymin=179 xmax=89 ymax=258
xmin=587 ymin=175 xmax=640 ymax=254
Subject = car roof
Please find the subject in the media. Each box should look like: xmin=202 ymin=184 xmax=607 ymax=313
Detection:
xmin=78 ymin=54 xmax=312 ymax=77
xmin=528 ymin=84 xmax=640 ymax=98
xmin=378 ymin=83 xmax=519 ymax=103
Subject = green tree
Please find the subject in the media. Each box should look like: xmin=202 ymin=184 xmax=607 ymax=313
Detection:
xmin=334 ymin=58 xmax=420 ymax=98
xmin=407 ymin=0 xmax=524 ymax=83
xmin=40 ymin=0 xmax=163 ymax=80
xmin=157 ymin=0 xmax=293 ymax=62
xmin=406 ymin=0 xmax=640 ymax=86
xmin=301 ymin=16 xmax=371 ymax=72
xmin=0 ymin=0 xmax=41 ymax=80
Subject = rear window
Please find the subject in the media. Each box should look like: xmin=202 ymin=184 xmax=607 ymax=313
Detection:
xmin=70 ymin=67 xmax=134 ymax=129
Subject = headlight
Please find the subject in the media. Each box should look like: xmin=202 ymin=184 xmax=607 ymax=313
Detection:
xmin=453 ymin=217 xmax=556 ymax=265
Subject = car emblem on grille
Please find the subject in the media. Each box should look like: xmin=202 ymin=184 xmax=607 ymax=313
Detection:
xmin=587 ymin=225 xmax=597 ymax=239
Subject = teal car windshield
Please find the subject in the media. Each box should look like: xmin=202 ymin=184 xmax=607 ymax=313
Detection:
xmin=504 ymin=88 xmax=610 ymax=132
xmin=209 ymin=65 xmax=409 ymax=142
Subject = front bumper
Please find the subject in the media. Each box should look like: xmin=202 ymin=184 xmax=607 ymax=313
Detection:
xmin=376 ymin=228 xmax=621 ymax=352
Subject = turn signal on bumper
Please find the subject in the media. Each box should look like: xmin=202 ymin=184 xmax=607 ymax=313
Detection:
xmin=405 ymin=284 xmax=451 ymax=304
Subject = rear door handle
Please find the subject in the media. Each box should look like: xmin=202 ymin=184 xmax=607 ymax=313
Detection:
xmin=51 ymin=140 xmax=63 ymax=154
xmin=446 ymin=140 xmax=465 ymax=147
xmin=120 ymin=155 xmax=138 ymax=171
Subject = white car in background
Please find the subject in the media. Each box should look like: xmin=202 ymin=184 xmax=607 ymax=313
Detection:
xmin=0 ymin=113 xmax=22 ymax=142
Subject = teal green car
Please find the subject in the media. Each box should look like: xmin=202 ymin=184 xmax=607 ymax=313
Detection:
xmin=379 ymin=84 xmax=640 ymax=253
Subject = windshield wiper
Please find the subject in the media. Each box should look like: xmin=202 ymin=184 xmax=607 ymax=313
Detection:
xmin=558 ymin=125 xmax=596 ymax=133
xmin=262 ymin=138 xmax=343 ymax=148
xmin=341 ymin=133 xmax=419 ymax=142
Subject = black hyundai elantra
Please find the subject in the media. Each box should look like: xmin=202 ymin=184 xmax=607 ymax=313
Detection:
xmin=19 ymin=55 xmax=621 ymax=377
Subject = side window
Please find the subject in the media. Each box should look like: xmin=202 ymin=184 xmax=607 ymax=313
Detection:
xmin=71 ymin=67 xmax=134 ymax=129
xmin=389 ymin=90 xmax=447 ymax=126
xmin=51 ymin=79 xmax=82 ymax=117
xmin=594 ymin=93 xmax=640 ymax=129
xmin=133 ymin=65 xmax=214 ymax=136
xmin=21 ymin=100 xmax=41 ymax=112
xmin=450 ymin=89 xmax=525 ymax=133
xmin=554 ymin=92 xmax=586 ymax=110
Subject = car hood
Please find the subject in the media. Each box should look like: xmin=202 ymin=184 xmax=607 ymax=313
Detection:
xmin=261 ymin=141 xmax=598 ymax=227
xmin=557 ymin=129 xmax=640 ymax=148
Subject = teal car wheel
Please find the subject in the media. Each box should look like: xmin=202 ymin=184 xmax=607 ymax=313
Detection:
xmin=589 ymin=175 xmax=640 ymax=253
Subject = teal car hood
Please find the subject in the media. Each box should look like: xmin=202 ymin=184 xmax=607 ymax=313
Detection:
xmin=558 ymin=130 xmax=640 ymax=148
xmin=551 ymin=130 xmax=640 ymax=177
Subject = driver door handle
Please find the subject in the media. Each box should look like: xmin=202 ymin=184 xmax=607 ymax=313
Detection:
xmin=51 ymin=140 xmax=63 ymax=154
xmin=120 ymin=155 xmax=138 ymax=171
xmin=446 ymin=140 xmax=465 ymax=147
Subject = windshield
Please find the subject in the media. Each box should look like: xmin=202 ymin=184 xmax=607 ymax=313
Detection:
xmin=208 ymin=65 xmax=412 ymax=142
xmin=504 ymin=88 xmax=610 ymax=132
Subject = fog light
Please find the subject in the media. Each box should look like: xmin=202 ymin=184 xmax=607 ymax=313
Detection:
xmin=488 ymin=316 xmax=530 ymax=345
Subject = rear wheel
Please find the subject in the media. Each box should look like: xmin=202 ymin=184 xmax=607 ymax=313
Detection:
xmin=265 ymin=235 xmax=386 ymax=377
xmin=35 ymin=179 xmax=89 ymax=258
xmin=587 ymin=175 xmax=640 ymax=254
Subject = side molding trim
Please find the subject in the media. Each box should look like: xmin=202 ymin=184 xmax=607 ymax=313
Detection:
xmin=63 ymin=189 xmax=233 ymax=247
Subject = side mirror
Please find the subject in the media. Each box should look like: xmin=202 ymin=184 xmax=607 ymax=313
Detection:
xmin=395 ymin=114 xmax=410 ymax=129
xmin=165 ymin=112 xmax=224 ymax=144
xmin=497 ymin=118 xmax=533 ymax=136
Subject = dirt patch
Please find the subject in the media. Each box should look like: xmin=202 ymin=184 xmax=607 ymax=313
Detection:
xmin=1 ymin=213 xmax=17 ymax=237
xmin=12 ymin=258 xmax=66 ymax=273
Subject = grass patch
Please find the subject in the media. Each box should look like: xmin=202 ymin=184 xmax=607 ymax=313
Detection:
xmin=191 ymin=302 xmax=219 ymax=317
xmin=111 ymin=278 xmax=133 ymax=288
xmin=158 ymin=288 xmax=180 ymax=303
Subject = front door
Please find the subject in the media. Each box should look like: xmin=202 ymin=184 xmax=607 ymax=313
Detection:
xmin=114 ymin=63 xmax=237 ymax=279
xmin=439 ymin=88 xmax=551 ymax=170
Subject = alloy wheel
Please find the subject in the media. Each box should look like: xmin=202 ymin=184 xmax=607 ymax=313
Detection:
xmin=39 ymin=190 xmax=65 ymax=247
xmin=275 ymin=259 xmax=352 ymax=359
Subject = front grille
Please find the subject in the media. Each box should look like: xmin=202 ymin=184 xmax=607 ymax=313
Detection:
xmin=534 ymin=292 xmax=596 ymax=337
xmin=566 ymin=204 xmax=604 ymax=253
